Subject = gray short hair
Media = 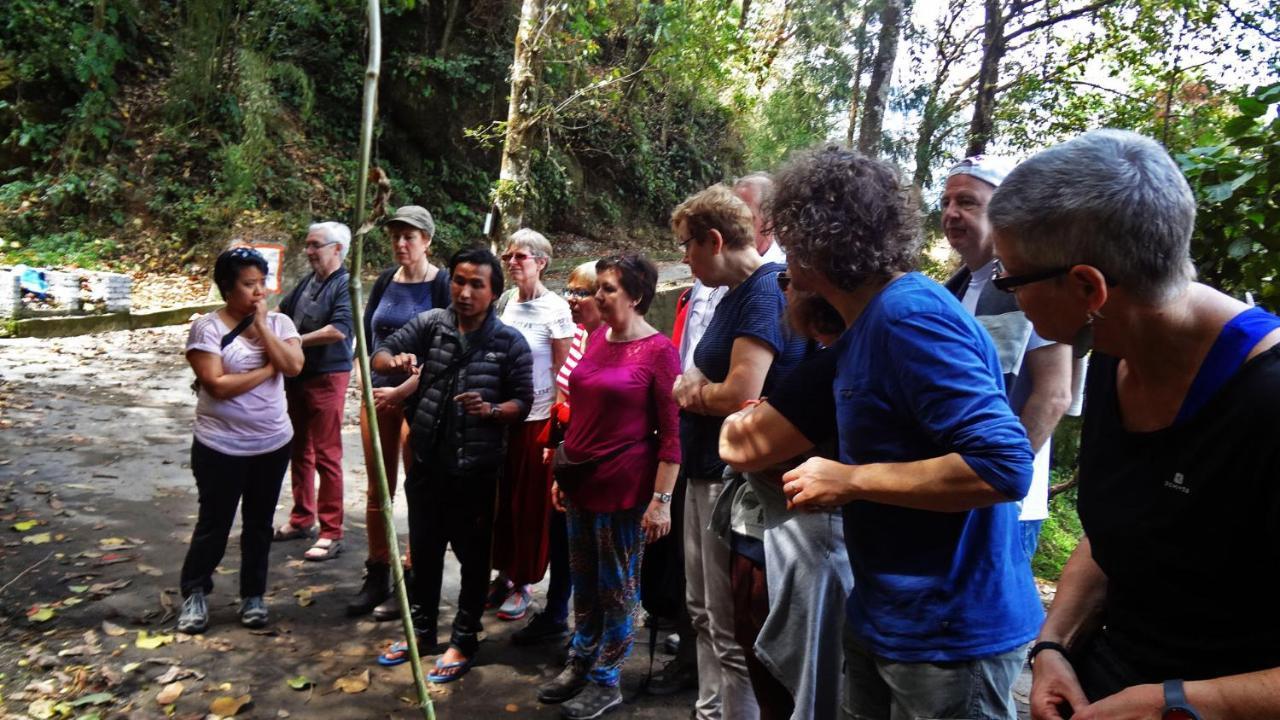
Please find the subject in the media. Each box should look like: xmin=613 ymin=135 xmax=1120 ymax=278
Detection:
xmin=309 ymin=221 xmax=352 ymax=260
xmin=732 ymin=172 xmax=773 ymax=209
xmin=988 ymin=129 xmax=1195 ymax=303
xmin=508 ymin=228 xmax=553 ymax=260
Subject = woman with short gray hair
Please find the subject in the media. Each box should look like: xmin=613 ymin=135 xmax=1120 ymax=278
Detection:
xmin=992 ymin=129 xmax=1280 ymax=720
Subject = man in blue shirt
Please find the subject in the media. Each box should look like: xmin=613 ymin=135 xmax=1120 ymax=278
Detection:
xmin=769 ymin=145 xmax=1040 ymax=720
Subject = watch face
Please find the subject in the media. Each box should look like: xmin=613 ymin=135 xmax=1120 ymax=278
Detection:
xmin=1163 ymin=708 xmax=1198 ymax=720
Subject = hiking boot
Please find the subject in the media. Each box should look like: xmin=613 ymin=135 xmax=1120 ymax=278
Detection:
xmin=176 ymin=591 xmax=209 ymax=635
xmin=538 ymin=656 xmax=590 ymax=704
xmin=373 ymin=568 xmax=413 ymax=621
xmin=239 ymin=596 xmax=269 ymax=629
xmin=497 ymin=585 xmax=532 ymax=621
xmin=512 ymin=611 xmax=571 ymax=646
xmin=645 ymin=656 xmax=698 ymax=696
xmin=561 ymin=683 xmax=622 ymax=719
xmin=346 ymin=561 xmax=391 ymax=617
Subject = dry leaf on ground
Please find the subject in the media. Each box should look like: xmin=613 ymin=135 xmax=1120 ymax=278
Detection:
xmin=332 ymin=669 xmax=370 ymax=694
xmin=155 ymin=681 xmax=183 ymax=705
xmin=209 ymin=693 xmax=252 ymax=716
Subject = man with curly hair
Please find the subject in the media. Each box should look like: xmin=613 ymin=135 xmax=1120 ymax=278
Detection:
xmin=771 ymin=145 xmax=1039 ymax=719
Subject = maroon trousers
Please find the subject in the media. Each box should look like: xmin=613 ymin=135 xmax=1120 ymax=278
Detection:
xmin=285 ymin=371 xmax=350 ymax=540
xmin=731 ymin=550 xmax=795 ymax=720
xmin=492 ymin=419 xmax=554 ymax=586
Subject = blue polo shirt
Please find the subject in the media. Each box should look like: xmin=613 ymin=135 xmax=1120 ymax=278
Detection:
xmin=835 ymin=272 xmax=1041 ymax=661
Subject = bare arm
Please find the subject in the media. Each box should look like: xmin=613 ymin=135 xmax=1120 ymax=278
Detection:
xmin=676 ymin=337 xmax=774 ymax=417
xmin=550 ymin=336 xmax=572 ymax=384
xmin=720 ymin=402 xmax=814 ymax=473
xmin=1020 ymin=343 xmax=1074 ymax=450
xmin=1029 ymin=538 xmax=1107 ymax=719
xmin=299 ymin=324 xmax=346 ymax=348
xmin=782 ymin=453 xmax=1013 ymax=512
xmin=187 ymin=350 xmax=275 ymax=400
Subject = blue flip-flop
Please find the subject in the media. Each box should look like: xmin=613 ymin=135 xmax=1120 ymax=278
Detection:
xmin=427 ymin=655 xmax=474 ymax=683
xmin=377 ymin=641 xmax=409 ymax=667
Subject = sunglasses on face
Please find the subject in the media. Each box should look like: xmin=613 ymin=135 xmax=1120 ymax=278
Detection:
xmin=501 ymin=251 xmax=535 ymax=264
xmin=776 ymin=272 xmax=791 ymax=291
xmin=991 ymin=264 xmax=1069 ymax=293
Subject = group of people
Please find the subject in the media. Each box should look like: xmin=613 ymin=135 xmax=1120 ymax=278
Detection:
xmin=174 ymin=127 xmax=1280 ymax=720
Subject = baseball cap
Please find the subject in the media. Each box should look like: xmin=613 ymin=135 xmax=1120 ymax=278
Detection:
xmin=386 ymin=205 xmax=436 ymax=237
xmin=947 ymin=155 xmax=1018 ymax=189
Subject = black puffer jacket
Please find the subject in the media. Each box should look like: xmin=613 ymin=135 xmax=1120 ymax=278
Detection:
xmin=377 ymin=307 xmax=533 ymax=472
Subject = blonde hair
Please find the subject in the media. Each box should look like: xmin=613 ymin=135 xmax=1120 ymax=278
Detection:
xmin=567 ymin=260 xmax=598 ymax=290
xmin=670 ymin=184 xmax=754 ymax=250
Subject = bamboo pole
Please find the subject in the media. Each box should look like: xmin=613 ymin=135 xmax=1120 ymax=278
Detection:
xmin=346 ymin=1 xmax=435 ymax=717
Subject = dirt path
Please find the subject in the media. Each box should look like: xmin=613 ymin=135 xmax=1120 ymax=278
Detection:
xmin=0 ymin=326 xmax=693 ymax=719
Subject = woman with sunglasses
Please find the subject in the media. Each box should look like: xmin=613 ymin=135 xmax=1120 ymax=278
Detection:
xmin=491 ymin=229 xmax=576 ymax=621
xmin=178 ymin=247 xmax=304 ymax=634
xmin=994 ymin=132 xmax=1280 ymax=720
xmin=345 ymin=205 xmax=451 ymax=619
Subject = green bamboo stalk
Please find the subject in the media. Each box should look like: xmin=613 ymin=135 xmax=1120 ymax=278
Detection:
xmin=346 ymin=1 xmax=435 ymax=717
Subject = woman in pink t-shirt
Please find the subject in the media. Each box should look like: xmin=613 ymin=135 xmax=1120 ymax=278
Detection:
xmin=177 ymin=247 xmax=303 ymax=635
xmin=537 ymin=254 xmax=680 ymax=718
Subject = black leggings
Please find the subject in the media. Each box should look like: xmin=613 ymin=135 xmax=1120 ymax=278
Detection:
xmin=180 ymin=439 xmax=290 ymax=599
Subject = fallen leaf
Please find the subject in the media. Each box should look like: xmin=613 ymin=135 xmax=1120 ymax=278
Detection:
xmin=293 ymin=589 xmax=313 ymax=607
xmin=332 ymin=669 xmax=370 ymax=694
xmin=98 ymin=537 xmax=127 ymax=548
xmin=286 ymin=675 xmax=313 ymax=690
xmin=135 ymin=630 xmax=174 ymax=649
xmin=27 ymin=699 xmax=55 ymax=719
xmin=23 ymin=532 xmax=52 ymax=545
xmin=137 ymin=564 xmax=164 ymax=576
xmin=67 ymin=692 xmax=113 ymax=707
xmin=505 ymin=703 xmax=519 ymax=712
xmin=209 ymin=694 xmax=252 ymax=716
xmin=27 ymin=607 xmax=55 ymax=623
xmin=88 ymin=579 xmax=131 ymax=594
xmin=94 ymin=553 xmax=132 ymax=566
xmin=156 ymin=665 xmax=204 ymax=683
xmin=122 ymin=662 xmax=142 ymax=673
xmin=156 ymin=681 xmax=183 ymax=705
xmin=101 ymin=620 xmax=126 ymax=637
xmin=13 ymin=519 xmax=38 ymax=532
xmin=61 ymin=596 xmax=83 ymax=607
xmin=69 ymin=585 xmax=89 ymax=593
xmin=214 ymin=566 xmax=236 ymax=575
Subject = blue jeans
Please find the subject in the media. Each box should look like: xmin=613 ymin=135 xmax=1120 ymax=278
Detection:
xmin=1020 ymin=519 xmax=1044 ymax=561
xmin=841 ymin=625 xmax=1027 ymax=720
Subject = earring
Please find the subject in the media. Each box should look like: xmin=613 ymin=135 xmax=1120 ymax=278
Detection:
xmin=1072 ymin=310 xmax=1103 ymax=359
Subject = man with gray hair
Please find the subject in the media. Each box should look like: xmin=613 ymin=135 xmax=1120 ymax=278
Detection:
xmin=275 ymin=221 xmax=354 ymax=561
xmin=941 ymin=156 xmax=1075 ymax=562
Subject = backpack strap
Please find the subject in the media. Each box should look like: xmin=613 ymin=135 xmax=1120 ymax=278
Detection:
xmin=220 ymin=315 xmax=255 ymax=350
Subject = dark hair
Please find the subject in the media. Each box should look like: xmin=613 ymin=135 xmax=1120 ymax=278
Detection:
xmin=213 ymin=247 xmax=270 ymax=299
xmin=449 ymin=246 xmax=504 ymax=298
xmin=768 ymin=145 xmax=921 ymax=291
xmin=596 ymin=253 xmax=659 ymax=314
xmin=788 ymin=290 xmax=845 ymax=340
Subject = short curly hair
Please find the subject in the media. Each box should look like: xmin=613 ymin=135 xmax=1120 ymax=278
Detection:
xmin=670 ymin=184 xmax=755 ymax=251
xmin=768 ymin=145 xmax=921 ymax=290
xmin=596 ymin=253 xmax=659 ymax=315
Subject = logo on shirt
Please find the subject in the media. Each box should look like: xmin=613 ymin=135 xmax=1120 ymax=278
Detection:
xmin=485 ymin=352 xmax=498 ymax=362
xmin=1163 ymin=472 xmax=1190 ymax=495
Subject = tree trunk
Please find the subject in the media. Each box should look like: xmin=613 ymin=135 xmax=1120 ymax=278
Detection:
xmin=856 ymin=0 xmax=902 ymax=156
xmin=846 ymin=4 xmax=873 ymax=146
xmin=966 ymin=0 xmax=1006 ymax=156
xmin=439 ymin=0 xmax=462 ymax=57
xmin=497 ymin=0 xmax=551 ymax=237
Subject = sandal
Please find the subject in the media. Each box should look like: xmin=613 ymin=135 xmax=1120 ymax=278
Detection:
xmin=273 ymin=524 xmax=316 ymax=542
xmin=304 ymin=538 xmax=342 ymax=561
xmin=427 ymin=654 xmax=474 ymax=684
xmin=377 ymin=641 xmax=409 ymax=667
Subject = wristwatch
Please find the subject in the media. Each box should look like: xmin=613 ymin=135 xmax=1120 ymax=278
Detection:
xmin=488 ymin=403 xmax=501 ymax=420
xmin=653 ymin=492 xmax=673 ymax=503
xmin=1162 ymin=680 xmax=1203 ymax=720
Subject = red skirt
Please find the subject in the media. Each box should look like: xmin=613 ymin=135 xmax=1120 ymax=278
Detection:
xmin=492 ymin=419 xmax=554 ymax=585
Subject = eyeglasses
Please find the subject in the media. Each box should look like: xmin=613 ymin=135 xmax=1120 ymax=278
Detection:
xmin=501 ymin=251 xmax=536 ymax=264
xmin=304 ymin=241 xmax=339 ymax=251
xmin=563 ymin=288 xmax=593 ymax=300
xmin=776 ymin=272 xmax=791 ymax=291
xmin=991 ymin=264 xmax=1069 ymax=293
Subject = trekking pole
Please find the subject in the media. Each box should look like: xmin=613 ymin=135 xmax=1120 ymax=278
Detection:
xmin=346 ymin=1 xmax=436 ymax=717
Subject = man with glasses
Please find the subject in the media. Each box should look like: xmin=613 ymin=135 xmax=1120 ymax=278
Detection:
xmin=276 ymin=221 xmax=355 ymax=560
xmin=941 ymin=156 xmax=1075 ymax=563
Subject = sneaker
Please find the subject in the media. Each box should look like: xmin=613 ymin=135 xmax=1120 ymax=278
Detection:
xmin=512 ymin=611 xmax=571 ymax=646
xmin=561 ymin=683 xmax=622 ymax=719
xmin=538 ymin=657 xmax=590 ymax=704
xmin=645 ymin=656 xmax=697 ymax=696
xmin=497 ymin=585 xmax=532 ymax=621
xmin=239 ymin=596 xmax=269 ymax=629
xmin=176 ymin=591 xmax=209 ymax=634
xmin=486 ymin=576 xmax=513 ymax=609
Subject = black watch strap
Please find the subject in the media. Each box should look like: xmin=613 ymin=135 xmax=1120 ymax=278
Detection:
xmin=1162 ymin=679 xmax=1203 ymax=720
xmin=1027 ymin=640 xmax=1070 ymax=665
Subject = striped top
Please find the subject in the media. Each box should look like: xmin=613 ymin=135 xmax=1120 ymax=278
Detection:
xmin=555 ymin=324 xmax=590 ymax=398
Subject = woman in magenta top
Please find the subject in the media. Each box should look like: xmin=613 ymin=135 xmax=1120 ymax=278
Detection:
xmin=537 ymin=254 xmax=680 ymax=718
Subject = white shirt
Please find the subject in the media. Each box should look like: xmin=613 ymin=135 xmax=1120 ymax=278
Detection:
xmin=501 ymin=291 xmax=575 ymax=421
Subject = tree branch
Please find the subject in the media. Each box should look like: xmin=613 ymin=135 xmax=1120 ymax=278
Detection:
xmin=1004 ymin=0 xmax=1120 ymax=42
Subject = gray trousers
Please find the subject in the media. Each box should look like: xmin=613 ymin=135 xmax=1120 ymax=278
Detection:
xmin=685 ymin=478 xmax=759 ymax=720
xmin=841 ymin=624 xmax=1026 ymax=720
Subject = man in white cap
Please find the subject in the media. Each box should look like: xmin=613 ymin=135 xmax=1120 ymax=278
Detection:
xmin=941 ymin=155 xmax=1075 ymax=561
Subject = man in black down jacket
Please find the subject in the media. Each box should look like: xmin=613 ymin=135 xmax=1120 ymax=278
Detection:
xmin=373 ymin=247 xmax=534 ymax=682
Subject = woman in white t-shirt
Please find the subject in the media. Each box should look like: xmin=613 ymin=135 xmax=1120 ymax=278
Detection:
xmin=177 ymin=247 xmax=304 ymax=635
xmin=490 ymin=229 xmax=576 ymax=620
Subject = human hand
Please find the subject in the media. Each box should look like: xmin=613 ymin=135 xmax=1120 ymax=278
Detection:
xmin=672 ymin=370 xmax=708 ymax=412
xmin=781 ymin=457 xmax=858 ymax=511
xmin=1029 ymin=650 xmax=1090 ymax=720
xmin=385 ymin=353 xmax=417 ymax=374
xmin=551 ymin=481 xmax=566 ymax=512
xmin=1068 ymin=683 xmax=1162 ymax=720
xmin=251 ymin=298 xmax=269 ymax=327
xmin=455 ymin=391 xmax=489 ymax=416
xmin=372 ymin=386 xmax=401 ymax=412
xmin=641 ymin=498 xmax=671 ymax=543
